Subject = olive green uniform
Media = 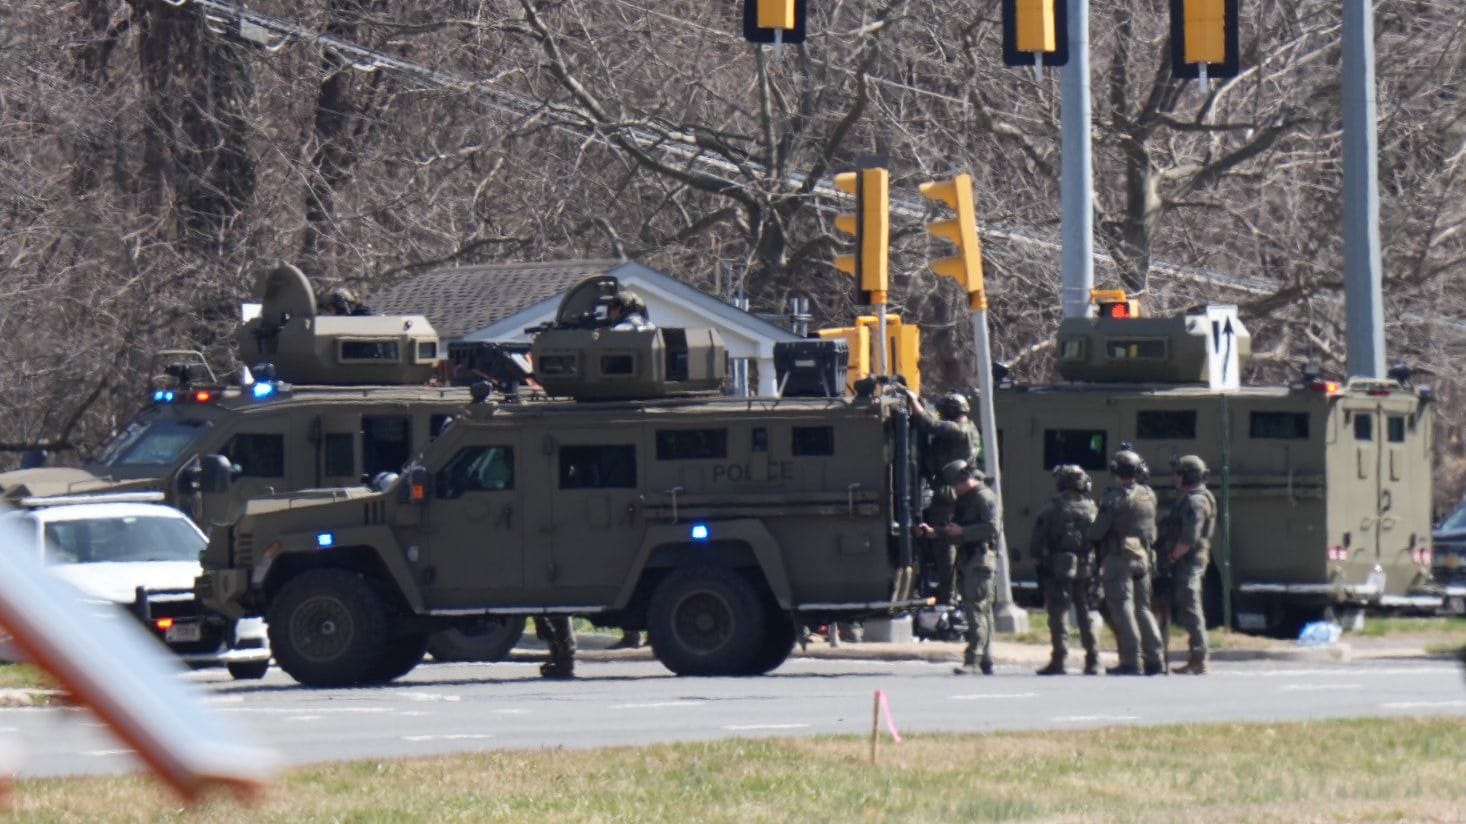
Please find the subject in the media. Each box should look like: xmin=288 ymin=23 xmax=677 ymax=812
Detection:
xmin=533 ymin=616 xmax=576 ymax=678
xmin=951 ymin=480 xmax=1001 ymax=671
xmin=1087 ymin=482 xmax=1163 ymax=673
xmin=1164 ymin=485 xmax=1215 ymax=666
xmin=922 ymin=484 xmax=958 ymax=605
xmin=1029 ymin=493 xmax=1099 ymax=671
xmin=914 ymin=409 xmax=980 ymax=605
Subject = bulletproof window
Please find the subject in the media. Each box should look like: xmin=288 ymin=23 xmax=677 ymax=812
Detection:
xmin=601 ymin=355 xmax=635 ymax=376
xmin=560 ymin=445 xmax=637 ymax=489
xmin=1105 ymin=338 xmax=1167 ymax=360
xmin=656 ymin=429 xmax=728 ymax=460
xmin=1136 ymin=410 xmax=1197 ymax=440
xmin=431 ymin=414 xmax=454 ymax=438
xmin=416 ymin=341 xmax=438 ymax=361
xmin=1249 ymin=412 xmax=1309 ymax=440
xmin=1042 ymin=429 xmax=1108 ymax=471
xmin=752 ymin=427 xmax=769 ymax=454
xmin=362 ymin=416 xmax=411 ymax=478
xmin=1387 ymin=416 xmax=1406 ymax=443
xmin=791 ymin=426 xmax=835 ymax=457
xmin=225 ymin=433 xmax=285 ymax=478
xmin=323 ymin=433 xmax=354 ymax=477
xmin=100 ymin=418 xmax=207 ymax=468
xmin=1059 ymin=337 xmax=1087 ymax=362
xmin=339 ymin=340 xmax=400 ymax=362
xmin=1354 ymin=413 xmax=1373 ymax=442
xmin=436 ymin=446 xmax=515 ymax=498
xmin=538 ymin=354 xmax=578 ymax=376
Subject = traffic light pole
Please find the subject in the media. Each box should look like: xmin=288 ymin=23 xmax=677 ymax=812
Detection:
xmin=1059 ymin=0 xmax=1094 ymax=320
xmin=970 ymin=307 xmax=1028 ymax=634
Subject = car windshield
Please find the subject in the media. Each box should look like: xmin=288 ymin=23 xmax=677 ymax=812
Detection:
xmin=1439 ymin=502 xmax=1466 ymax=533
xmin=42 ymin=516 xmax=204 ymax=564
xmin=92 ymin=416 xmax=207 ymax=469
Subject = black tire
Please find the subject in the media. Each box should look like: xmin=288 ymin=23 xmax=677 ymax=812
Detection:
xmin=647 ymin=567 xmax=766 ymax=676
xmin=267 ymin=569 xmax=389 ymax=687
xmin=425 ymin=616 xmax=526 ymax=662
xmin=740 ymin=609 xmax=797 ymax=675
xmin=367 ymin=633 xmax=429 ymax=683
xmin=226 ymin=660 xmax=270 ymax=680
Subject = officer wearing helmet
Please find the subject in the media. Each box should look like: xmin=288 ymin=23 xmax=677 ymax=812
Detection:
xmin=918 ymin=459 xmax=1001 ymax=675
xmin=605 ymin=290 xmax=654 ymax=331
xmin=1160 ymin=455 xmax=1216 ymax=674
xmin=1028 ymin=465 xmax=1100 ymax=675
xmin=320 ymin=286 xmax=373 ymax=316
xmin=904 ymin=387 xmax=981 ymax=606
xmin=1086 ymin=448 xmax=1164 ymax=675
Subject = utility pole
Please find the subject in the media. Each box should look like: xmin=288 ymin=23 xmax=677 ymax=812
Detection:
xmin=1342 ymin=0 xmax=1385 ymax=378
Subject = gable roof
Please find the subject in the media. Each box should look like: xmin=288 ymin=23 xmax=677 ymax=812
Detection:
xmin=367 ymin=259 xmax=625 ymax=341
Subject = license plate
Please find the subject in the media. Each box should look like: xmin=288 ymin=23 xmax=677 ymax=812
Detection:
xmin=165 ymin=622 xmax=203 ymax=643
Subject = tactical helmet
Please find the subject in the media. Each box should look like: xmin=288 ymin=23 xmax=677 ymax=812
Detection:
xmin=1052 ymin=464 xmax=1091 ymax=493
xmin=936 ymin=392 xmax=970 ymax=420
xmin=940 ymin=459 xmax=977 ymax=486
xmin=325 ymin=287 xmax=357 ymax=313
xmin=1109 ymin=449 xmax=1147 ymax=480
xmin=615 ymin=290 xmax=646 ymax=312
xmin=1172 ymin=454 xmax=1208 ymax=485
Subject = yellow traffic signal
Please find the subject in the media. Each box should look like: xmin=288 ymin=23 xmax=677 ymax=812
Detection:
xmin=1014 ymin=0 xmax=1056 ymax=53
xmin=743 ymin=0 xmax=806 ymax=45
xmin=832 ymin=167 xmax=890 ymax=306
xmin=1170 ymin=0 xmax=1239 ymax=79
xmin=1002 ymin=0 xmax=1067 ymax=67
xmin=918 ymin=173 xmax=986 ymax=310
xmin=757 ymin=0 xmax=795 ymax=31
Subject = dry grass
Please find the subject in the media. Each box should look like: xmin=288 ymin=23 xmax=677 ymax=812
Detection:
xmin=7 ymin=717 xmax=1466 ymax=823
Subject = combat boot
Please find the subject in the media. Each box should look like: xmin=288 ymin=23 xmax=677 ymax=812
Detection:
xmin=1172 ymin=656 xmax=1208 ymax=675
xmin=1106 ymin=664 xmax=1142 ymax=676
xmin=1143 ymin=661 xmax=1165 ymax=676
xmin=1036 ymin=658 xmax=1066 ymax=676
xmin=953 ymin=663 xmax=981 ymax=676
xmin=980 ymin=659 xmax=995 ymax=676
xmin=1083 ymin=651 xmax=1100 ymax=675
xmin=540 ymin=659 xmax=575 ymax=680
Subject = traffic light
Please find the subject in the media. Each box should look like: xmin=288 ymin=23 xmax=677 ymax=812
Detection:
xmin=1002 ymin=0 xmax=1068 ymax=67
xmin=832 ymin=167 xmax=890 ymax=306
xmin=1092 ymin=289 xmax=1141 ymax=319
xmin=918 ymin=173 xmax=986 ymax=310
xmin=743 ymin=0 xmax=806 ymax=45
xmin=1169 ymin=0 xmax=1239 ymax=79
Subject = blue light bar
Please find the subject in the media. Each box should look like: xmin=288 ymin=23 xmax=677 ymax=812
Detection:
xmin=690 ymin=523 xmax=710 ymax=542
xmin=153 ymin=389 xmax=176 ymax=403
xmin=316 ymin=532 xmax=335 ymax=548
xmin=252 ymin=381 xmax=276 ymax=399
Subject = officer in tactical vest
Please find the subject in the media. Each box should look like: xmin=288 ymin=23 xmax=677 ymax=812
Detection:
xmin=1086 ymin=449 xmax=1165 ymax=676
xmin=919 ymin=460 xmax=1000 ymax=675
xmin=906 ymin=388 xmax=981 ymax=605
xmin=1030 ymin=465 xmax=1100 ymax=676
xmin=533 ymin=615 xmax=576 ymax=679
xmin=1162 ymin=455 xmax=1216 ymax=674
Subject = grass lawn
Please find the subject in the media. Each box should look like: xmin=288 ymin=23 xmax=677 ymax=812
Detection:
xmin=8 ymin=717 xmax=1466 ymax=823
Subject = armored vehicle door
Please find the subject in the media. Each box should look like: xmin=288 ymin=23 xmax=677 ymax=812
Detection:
xmin=1005 ymin=409 xmax=1117 ymax=565
xmin=534 ymin=431 xmax=644 ymax=604
xmin=174 ymin=419 xmax=293 ymax=506
xmin=414 ymin=434 xmax=527 ymax=608
xmin=1333 ymin=392 xmax=1429 ymax=584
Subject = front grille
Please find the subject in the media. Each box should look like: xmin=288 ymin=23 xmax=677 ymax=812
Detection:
xmin=234 ymin=531 xmax=254 ymax=568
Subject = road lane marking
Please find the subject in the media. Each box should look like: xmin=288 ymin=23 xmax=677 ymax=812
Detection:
xmin=724 ymin=723 xmax=810 ymax=731
xmin=401 ymin=693 xmax=461 ymax=703
xmin=403 ymin=733 xmax=496 ymax=742
xmin=1280 ymin=684 xmax=1364 ymax=691
xmin=84 ymin=750 xmax=131 ymax=757
xmin=609 ymin=701 xmax=706 ymax=710
xmin=491 ymin=708 xmax=531 ymax=715
xmin=217 ymin=707 xmax=394 ymax=714
xmin=948 ymin=692 xmax=1038 ymax=701
xmin=1381 ymin=700 xmax=1466 ymax=709
xmin=1051 ymin=715 xmax=1139 ymax=723
xmin=284 ymin=715 xmax=324 ymax=722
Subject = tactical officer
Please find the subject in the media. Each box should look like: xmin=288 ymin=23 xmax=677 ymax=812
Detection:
xmin=1030 ymin=465 xmax=1100 ymax=676
xmin=905 ymin=388 xmax=981 ymax=605
xmin=919 ymin=460 xmax=1000 ymax=675
xmin=533 ymin=615 xmax=576 ymax=679
xmin=605 ymin=291 xmax=654 ymax=331
xmin=1086 ymin=449 xmax=1164 ymax=676
xmin=320 ymin=287 xmax=373 ymax=316
xmin=1163 ymin=455 xmax=1216 ymax=674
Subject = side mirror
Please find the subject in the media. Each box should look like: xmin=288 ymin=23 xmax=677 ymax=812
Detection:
xmin=199 ymin=454 xmax=236 ymax=495
xmin=397 ymin=465 xmax=431 ymax=505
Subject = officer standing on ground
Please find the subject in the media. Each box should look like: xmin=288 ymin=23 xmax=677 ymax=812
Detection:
xmin=533 ymin=615 xmax=576 ymax=679
xmin=1164 ymin=455 xmax=1216 ymax=674
xmin=906 ymin=389 xmax=981 ymax=606
xmin=1030 ymin=465 xmax=1101 ymax=676
xmin=1086 ymin=449 xmax=1165 ymax=676
xmin=919 ymin=460 xmax=1000 ymax=675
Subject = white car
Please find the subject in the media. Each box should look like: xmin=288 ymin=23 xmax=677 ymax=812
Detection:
xmin=0 ymin=494 xmax=271 ymax=679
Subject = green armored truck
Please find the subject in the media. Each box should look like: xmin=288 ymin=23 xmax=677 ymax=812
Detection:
xmin=999 ymin=298 xmax=1438 ymax=635
xmin=196 ymin=276 xmax=928 ymax=686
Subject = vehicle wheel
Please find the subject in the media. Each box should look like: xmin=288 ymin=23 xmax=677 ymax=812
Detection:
xmin=366 ymin=633 xmax=429 ymax=684
xmin=740 ymin=609 xmax=796 ymax=675
xmin=425 ymin=616 xmax=526 ymax=662
xmin=226 ymin=660 xmax=270 ymax=680
xmin=267 ymin=569 xmax=389 ymax=687
xmin=647 ymin=567 xmax=766 ymax=676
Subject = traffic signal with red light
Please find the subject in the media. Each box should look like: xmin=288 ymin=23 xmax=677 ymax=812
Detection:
xmin=1170 ymin=0 xmax=1239 ymax=79
xmin=919 ymin=174 xmax=986 ymax=310
xmin=1002 ymin=0 xmax=1068 ymax=67
xmin=1092 ymin=289 xmax=1141 ymax=319
xmin=832 ymin=167 xmax=890 ymax=306
xmin=743 ymin=0 xmax=806 ymax=45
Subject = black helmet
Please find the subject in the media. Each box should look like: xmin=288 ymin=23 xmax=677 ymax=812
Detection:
xmin=936 ymin=392 xmax=970 ymax=420
xmin=1171 ymin=454 xmax=1208 ymax=485
xmin=1109 ymin=449 xmax=1147 ymax=480
xmin=1052 ymin=464 xmax=1091 ymax=493
xmin=940 ymin=459 xmax=982 ymax=486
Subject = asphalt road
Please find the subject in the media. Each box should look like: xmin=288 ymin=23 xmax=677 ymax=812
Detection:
xmin=5 ymin=649 xmax=1465 ymax=779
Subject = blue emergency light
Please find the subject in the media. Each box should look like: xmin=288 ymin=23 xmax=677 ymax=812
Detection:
xmin=252 ymin=381 xmax=276 ymax=399
xmin=316 ymin=532 xmax=335 ymax=548
xmin=690 ymin=523 xmax=710 ymax=542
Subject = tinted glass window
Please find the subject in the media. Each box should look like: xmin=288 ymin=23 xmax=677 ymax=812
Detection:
xmin=323 ymin=433 xmax=354 ymax=477
xmin=656 ymin=429 xmax=728 ymax=460
xmin=417 ymin=341 xmax=438 ymax=361
xmin=226 ymin=433 xmax=285 ymax=478
xmin=363 ymin=416 xmax=411 ymax=477
xmin=1136 ymin=410 xmax=1197 ymax=440
xmin=43 ymin=516 xmax=203 ymax=565
xmin=1250 ymin=412 xmax=1309 ymax=440
xmin=1059 ymin=337 xmax=1087 ymax=362
xmin=1354 ymin=413 xmax=1373 ymax=441
xmin=431 ymin=414 xmax=454 ymax=437
xmin=340 ymin=340 xmax=399 ymax=361
xmin=601 ymin=355 xmax=635 ymax=376
xmin=560 ymin=445 xmax=637 ymax=489
xmin=752 ymin=427 xmax=769 ymax=453
xmin=436 ymin=446 xmax=515 ymax=498
xmin=538 ymin=355 xmax=577 ymax=376
xmin=1105 ymin=339 xmax=1167 ymax=360
xmin=1043 ymin=429 xmax=1107 ymax=471
xmin=792 ymin=426 xmax=835 ymax=457
xmin=98 ymin=418 xmax=207 ymax=468
xmin=1387 ymin=416 xmax=1405 ymax=443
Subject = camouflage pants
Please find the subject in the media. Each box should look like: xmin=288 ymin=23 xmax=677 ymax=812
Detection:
xmin=958 ymin=551 xmax=996 ymax=667
xmin=1171 ymin=559 xmax=1209 ymax=661
xmin=1100 ymin=554 xmax=1163 ymax=670
xmin=927 ymin=537 xmax=958 ymax=606
xmin=1044 ymin=573 xmax=1098 ymax=662
xmin=533 ymin=616 xmax=576 ymax=671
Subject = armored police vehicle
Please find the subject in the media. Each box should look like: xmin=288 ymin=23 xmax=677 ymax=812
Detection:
xmin=195 ymin=275 xmax=929 ymax=686
xmin=999 ymin=296 xmax=1438 ymax=635
xmin=0 ymin=264 xmax=520 ymax=662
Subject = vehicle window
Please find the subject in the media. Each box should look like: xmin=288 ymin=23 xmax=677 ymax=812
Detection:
xmin=430 ymin=414 xmax=454 ymax=438
xmin=538 ymin=355 xmax=578 ymax=377
xmin=1353 ymin=414 xmax=1373 ymax=442
xmin=1058 ymin=336 xmax=1087 ymax=362
xmin=1105 ymin=339 xmax=1167 ymax=360
xmin=323 ymin=433 xmax=354 ymax=477
xmin=43 ymin=516 xmax=204 ymax=564
xmin=226 ymin=433 xmax=285 ymax=478
xmin=1386 ymin=415 xmax=1405 ymax=443
xmin=601 ymin=355 xmax=635 ymax=376
xmin=656 ymin=429 xmax=728 ymax=460
xmin=436 ymin=446 xmax=515 ymax=498
xmin=340 ymin=340 xmax=400 ymax=362
xmin=792 ymin=426 xmax=835 ymax=457
xmin=1043 ymin=429 xmax=1107 ymax=471
xmin=1250 ymin=412 xmax=1309 ymax=440
xmin=1440 ymin=502 xmax=1466 ymax=532
xmin=98 ymin=418 xmax=208 ymax=468
xmin=1136 ymin=410 xmax=1196 ymax=440
xmin=560 ymin=445 xmax=637 ymax=489
xmin=363 ymin=416 xmax=411 ymax=478
xmin=752 ymin=427 xmax=769 ymax=453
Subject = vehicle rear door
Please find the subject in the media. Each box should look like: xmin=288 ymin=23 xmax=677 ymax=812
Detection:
xmin=1338 ymin=395 xmax=1387 ymax=569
